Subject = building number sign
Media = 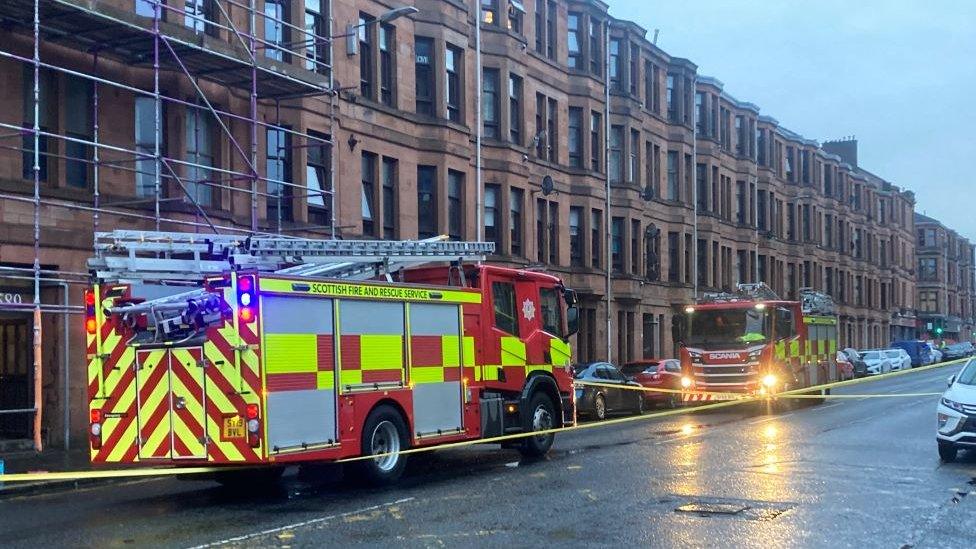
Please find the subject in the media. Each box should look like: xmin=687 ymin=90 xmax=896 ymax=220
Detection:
xmin=1 ymin=293 xmax=24 ymax=304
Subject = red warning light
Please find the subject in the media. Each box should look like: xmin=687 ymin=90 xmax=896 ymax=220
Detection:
xmin=84 ymin=290 xmax=96 ymax=306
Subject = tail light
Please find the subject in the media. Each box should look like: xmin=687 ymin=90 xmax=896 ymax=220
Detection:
xmin=237 ymin=275 xmax=257 ymax=323
xmin=89 ymin=407 xmax=102 ymax=449
xmin=245 ymin=403 xmax=260 ymax=447
xmin=84 ymin=289 xmax=97 ymax=334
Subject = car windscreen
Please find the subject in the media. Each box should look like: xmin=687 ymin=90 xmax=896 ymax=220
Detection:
xmin=862 ymin=351 xmax=882 ymax=360
xmin=956 ymin=359 xmax=976 ymax=385
xmin=686 ymin=307 xmax=769 ymax=349
xmin=621 ymin=363 xmax=658 ymax=376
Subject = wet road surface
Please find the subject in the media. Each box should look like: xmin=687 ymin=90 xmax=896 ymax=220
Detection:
xmin=3 ymin=363 xmax=976 ymax=548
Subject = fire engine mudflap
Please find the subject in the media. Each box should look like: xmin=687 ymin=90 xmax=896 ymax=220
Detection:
xmin=86 ymin=235 xmax=579 ymax=486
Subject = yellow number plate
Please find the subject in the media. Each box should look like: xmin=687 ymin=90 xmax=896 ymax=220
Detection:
xmin=222 ymin=415 xmax=245 ymax=440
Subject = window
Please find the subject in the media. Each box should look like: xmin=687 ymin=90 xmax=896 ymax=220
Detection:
xmin=534 ymin=1 xmax=545 ymax=54
xmin=696 ymin=163 xmax=707 ymax=211
xmin=304 ymin=0 xmax=330 ymax=75
xmin=382 ymin=157 xmax=397 ymax=239
xmin=546 ymin=97 xmax=558 ymax=163
xmin=697 ymin=239 xmax=707 ymax=287
xmin=379 ymin=24 xmax=396 ymax=106
xmin=414 ymin=37 xmax=435 ymax=116
xmin=570 ymin=206 xmax=583 ymax=266
xmin=629 ymin=129 xmax=639 ymax=184
xmin=666 ymin=73 xmax=676 ymax=122
xmin=536 ymin=199 xmax=547 ymax=263
xmin=265 ymin=0 xmax=288 ymax=62
xmin=919 ymin=258 xmax=938 ymax=281
xmin=666 ymin=150 xmax=679 ymax=201
xmin=919 ymin=291 xmax=938 ymax=313
xmin=184 ymin=0 xmax=212 ymax=33
xmin=756 ymin=128 xmax=766 ymax=166
xmin=548 ymin=201 xmax=558 ymax=264
xmin=684 ymin=234 xmax=692 ymax=283
xmin=588 ymin=19 xmax=602 ymax=76
xmin=417 ymin=165 xmax=438 ymax=239
xmin=185 ymin=108 xmax=215 ymax=207
xmin=485 ymin=184 xmax=500 ymax=248
xmin=481 ymin=0 xmax=498 ymax=25
xmin=644 ymin=60 xmax=659 ymax=113
xmin=540 ymin=287 xmax=562 ymax=336
xmin=609 ymin=125 xmax=623 ymax=183
xmin=445 ymin=44 xmax=462 ymax=122
xmin=266 ymin=128 xmax=292 ymax=222
xmin=591 ymin=209 xmax=602 ymax=268
xmin=668 ymin=232 xmax=681 ymax=282
xmin=568 ymin=107 xmax=583 ymax=168
xmin=609 ymin=38 xmax=622 ymax=91
xmin=509 ymin=74 xmax=523 ymax=144
xmin=136 ymin=0 xmax=155 ymax=17
xmin=510 ymin=187 xmax=524 ymax=256
xmin=448 ymin=170 xmax=464 ymax=240
xmin=695 ymin=92 xmax=706 ymax=134
xmin=360 ymin=151 xmax=377 ymax=235
xmin=135 ymin=97 xmax=160 ymax=197
xmin=611 ymin=217 xmax=624 ymax=273
xmin=545 ymin=0 xmax=556 ymax=59
xmin=358 ymin=13 xmax=375 ymax=99
xmin=567 ymin=12 xmax=582 ymax=69
xmin=492 ymin=281 xmax=519 ymax=335
xmin=735 ymin=115 xmax=744 ymax=156
xmin=64 ymin=76 xmax=92 ymax=188
xmin=306 ymin=132 xmax=331 ymax=226
xmin=785 ymin=146 xmax=795 ymax=182
xmin=590 ymin=111 xmax=601 ymax=171
xmin=918 ymin=228 xmax=937 ymax=247
xmin=482 ymin=69 xmax=500 ymax=139
xmin=645 ymin=224 xmax=660 ymax=280
xmin=629 ymin=43 xmax=639 ymax=96
xmin=507 ymin=0 xmax=523 ymax=33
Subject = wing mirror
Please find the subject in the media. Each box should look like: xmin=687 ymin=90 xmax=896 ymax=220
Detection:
xmin=948 ymin=374 xmax=956 ymax=387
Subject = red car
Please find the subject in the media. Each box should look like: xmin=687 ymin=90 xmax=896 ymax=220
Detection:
xmin=620 ymin=359 xmax=684 ymax=408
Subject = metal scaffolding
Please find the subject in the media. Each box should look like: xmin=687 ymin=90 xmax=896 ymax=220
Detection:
xmin=0 ymin=0 xmax=337 ymax=451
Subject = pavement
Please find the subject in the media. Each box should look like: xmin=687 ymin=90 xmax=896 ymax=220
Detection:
xmin=0 ymin=447 xmax=103 ymax=497
xmin=2 ymin=363 xmax=975 ymax=548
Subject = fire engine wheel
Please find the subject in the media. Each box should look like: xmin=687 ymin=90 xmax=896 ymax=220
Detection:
xmin=519 ymin=392 xmax=556 ymax=458
xmin=355 ymin=405 xmax=409 ymax=486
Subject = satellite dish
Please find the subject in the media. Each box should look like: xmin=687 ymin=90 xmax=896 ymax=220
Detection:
xmin=541 ymin=175 xmax=555 ymax=196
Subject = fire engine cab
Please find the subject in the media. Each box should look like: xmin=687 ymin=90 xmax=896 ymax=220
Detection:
xmin=85 ymin=231 xmax=578 ymax=484
xmin=679 ymin=283 xmax=839 ymax=403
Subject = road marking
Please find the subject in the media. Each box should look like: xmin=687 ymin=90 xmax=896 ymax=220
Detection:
xmin=187 ymin=497 xmax=415 ymax=548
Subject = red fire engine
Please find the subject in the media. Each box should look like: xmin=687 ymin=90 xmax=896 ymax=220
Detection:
xmin=85 ymin=231 xmax=578 ymax=484
xmin=678 ymin=283 xmax=839 ymax=403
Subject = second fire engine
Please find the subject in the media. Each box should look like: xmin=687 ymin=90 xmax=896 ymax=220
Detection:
xmin=679 ymin=283 xmax=840 ymax=403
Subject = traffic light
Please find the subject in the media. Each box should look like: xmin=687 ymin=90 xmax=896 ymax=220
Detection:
xmin=935 ymin=326 xmax=944 ymax=336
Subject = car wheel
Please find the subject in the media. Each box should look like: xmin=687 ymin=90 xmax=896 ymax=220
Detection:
xmin=519 ymin=391 xmax=557 ymax=458
xmin=667 ymin=392 xmax=680 ymax=409
xmin=353 ymin=405 xmax=409 ymax=486
xmin=938 ymin=440 xmax=958 ymax=462
xmin=594 ymin=394 xmax=607 ymax=421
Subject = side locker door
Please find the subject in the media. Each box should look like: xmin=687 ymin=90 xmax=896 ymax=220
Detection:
xmin=408 ymin=303 xmax=464 ymax=438
xmin=135 ymin=348 xmax=171 ymax=459
xmin=262 ymin=295 xmax=338 ymax=452
xmin=168 ymin=347 xmax=208 ymax=459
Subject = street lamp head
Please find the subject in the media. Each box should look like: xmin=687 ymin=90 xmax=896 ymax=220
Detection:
xmin=378 ymin=6 xmax=419 ymax=23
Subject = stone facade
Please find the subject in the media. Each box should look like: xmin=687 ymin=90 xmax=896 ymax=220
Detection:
xmin=915 ymin=213 xmax=976 ymax=342
xmin=0 ymin=0 xmax=959 ymax=447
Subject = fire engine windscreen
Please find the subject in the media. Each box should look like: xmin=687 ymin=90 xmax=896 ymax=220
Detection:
xmin=687 ymin=308 xmax=770 ymax=348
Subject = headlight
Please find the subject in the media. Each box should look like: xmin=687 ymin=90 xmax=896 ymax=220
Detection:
xmin=941 ymin=397 xmax=966 ymax=413
xmin=748 ymin=349 xmax=763 ymax=360
xmin=680 ymin=376 xmax=693 ymax=388
xmin=761 ymin=374 xmax=778 ymax=388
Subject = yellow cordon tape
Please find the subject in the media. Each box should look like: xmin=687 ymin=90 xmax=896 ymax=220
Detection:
xmin=0 ymin=357 xmax=967 ymax=482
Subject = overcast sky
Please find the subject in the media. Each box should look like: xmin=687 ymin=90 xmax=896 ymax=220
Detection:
xmin=613 ymin=0 xmax=976 ymax=241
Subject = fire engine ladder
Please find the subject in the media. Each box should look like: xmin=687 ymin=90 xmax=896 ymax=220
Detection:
xmin=90 ymin=230 xmax=494 ymax=283
xmin=799 ymin=287 xmax=836 ymax=315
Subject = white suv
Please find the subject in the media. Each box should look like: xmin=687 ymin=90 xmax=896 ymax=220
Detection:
xmin=936 ymin=358 xmax=976 ymax=461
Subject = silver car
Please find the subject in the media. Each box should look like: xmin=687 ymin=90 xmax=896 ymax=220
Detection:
xmin=859 ymin=350 xmax=892 ymax=375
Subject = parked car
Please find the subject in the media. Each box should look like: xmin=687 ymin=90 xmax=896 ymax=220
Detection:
xmin=841 ymin=348 xmax=869 ymax=378
xmin=859 ymin=350 xmax=892 ymax=375
xmin=883 ymin=348 xmax=912 ymax=371
xmin=942 ymin=343 xmax=972 ymax=361
xmin=574 ymin=362 xmax=645 ymax=420
xmin=961 ymin=342 xmax=976 ymax=356
xmin=890 ymin=340 xmax=933 ymax=367
xmin=930 ymin=347 xmax=944 ymax=363
xmin=936 ymin=357 xmax=976 ymax=462
xmin=621 ymin=359 xmax=683 ymax=408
